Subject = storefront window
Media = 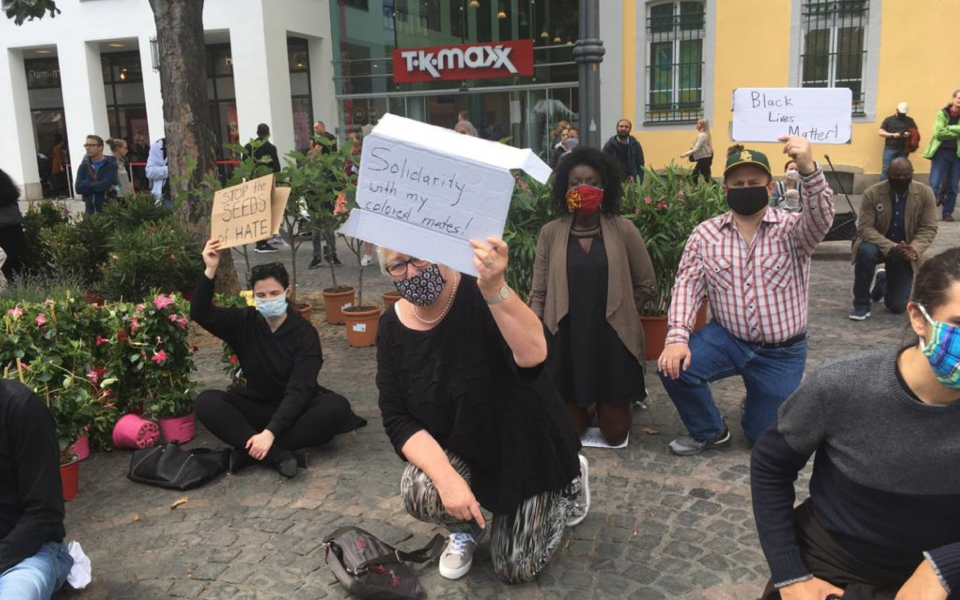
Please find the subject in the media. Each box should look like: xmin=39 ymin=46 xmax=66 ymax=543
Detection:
xmin=206 ymin=44 xmax=238 ymax=161
xmin=101 ymin=52 xmax=149 ymax=144
xmin=288 ymin=37 xmax=314 ymax=152
xmin=25 ymin=56 xmax=68 ymax=197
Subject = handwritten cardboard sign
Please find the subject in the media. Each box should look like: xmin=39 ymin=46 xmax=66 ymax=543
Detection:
xmin=210 ymin=174 xmax=291 ymax=249
xmin=339 ymin=114 xmax=551 ymax=276
xmin=732 ymin=88 xmax=852 ymax=144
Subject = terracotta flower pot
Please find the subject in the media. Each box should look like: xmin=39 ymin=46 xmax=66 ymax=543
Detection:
xmin=70 ymin=432 xmax=90 ymax=461
xmin=382 ymin=290 xmax=402 ymax=309
xmin=641 ymin=302 xmax=709 ymax=361
xmin=113 ymin=414 xmax=160 ymax=449
xmin=60 ymin=458 xmax=79 ymax=502
xmin=343 ymin=305 xmax=382 ymax=347
xmin=296 ymin=302 xmax=313 ymax=321
xmin=322 ymin=287 xmax=356 ymax=325
xmin=159 ymin=412 xmax=195 ymax=444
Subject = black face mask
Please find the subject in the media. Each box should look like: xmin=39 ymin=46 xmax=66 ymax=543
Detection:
xmin=726 ymin=186 xmax=769 ymax=216
xmin=889 ymin=177 xmax=912 ymax=194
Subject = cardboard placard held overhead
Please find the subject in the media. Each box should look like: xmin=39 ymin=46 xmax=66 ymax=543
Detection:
xmin=210 ymin=174 xmax=291 ymax=249
xmin=732 ymin=88 xmax=853 ymax=144
xmin=339 ymin=114 xmax=551 ymax=276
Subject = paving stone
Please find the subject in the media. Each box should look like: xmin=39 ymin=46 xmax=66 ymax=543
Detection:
xmin=168 ymin=579 xmax=208 ymax=598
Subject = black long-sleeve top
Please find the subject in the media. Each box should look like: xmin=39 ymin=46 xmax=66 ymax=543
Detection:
xmin=0 ymin=380 xmax=66 ymax=575
xmin=190 ymin=275 xmax=322 ymax=435
xmin=376 ymin=276 xmax=581 ymax=515
xmin=751 ymin=350 xmax=960 ymax=592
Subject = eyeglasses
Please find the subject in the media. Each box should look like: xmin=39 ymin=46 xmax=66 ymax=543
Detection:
xmin=386 ymin=257 xmax=430 ymax=277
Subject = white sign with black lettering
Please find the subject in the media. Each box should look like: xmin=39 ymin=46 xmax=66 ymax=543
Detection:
xmin=732 ymin=88 xmax=853 ymax=144
xmin=339 ymin=114 xmax=551 ymax=276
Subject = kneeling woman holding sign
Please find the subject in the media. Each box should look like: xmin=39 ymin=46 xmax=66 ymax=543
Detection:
xmin=377 ymin=238 xmax=586 ymax=583
xmin=192 ymin=239 xmax=366 ymax=478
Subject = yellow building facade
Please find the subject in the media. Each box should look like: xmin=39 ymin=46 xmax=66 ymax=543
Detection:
xmin=605 ymin=0 xmax=955 ymax=189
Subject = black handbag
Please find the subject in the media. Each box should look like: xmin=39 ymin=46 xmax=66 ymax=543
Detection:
xmin=127 ymin=442 xmax=230 ymax=491
xmin=323 ymin=527 xmax=445 ymax=600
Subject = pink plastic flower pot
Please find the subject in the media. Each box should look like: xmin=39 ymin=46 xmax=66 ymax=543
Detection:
xmin=70 ymin=433 xmax=90 ymax=461
xmin=160 ymin=412 xmax=195 ymax=444
xmin=112 ymin=414 xmax=160 ymax=449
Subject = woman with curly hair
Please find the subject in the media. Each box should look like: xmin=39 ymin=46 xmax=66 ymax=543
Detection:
xmin=530 ymin=147 xmax=657 ymax=446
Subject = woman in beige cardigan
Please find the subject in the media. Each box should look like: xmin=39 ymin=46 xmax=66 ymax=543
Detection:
xmin=530 ymin=147 xmax=657 ymax=445
xmin=680 ymin=118 xmax=714 ymax=183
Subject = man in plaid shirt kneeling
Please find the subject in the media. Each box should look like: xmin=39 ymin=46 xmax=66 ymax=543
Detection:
xmin=658 ymin=136 xmax=835 ymax=456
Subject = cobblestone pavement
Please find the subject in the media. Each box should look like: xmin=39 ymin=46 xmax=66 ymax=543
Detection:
xmin=59 ymin=219 xmax=960 ymax=600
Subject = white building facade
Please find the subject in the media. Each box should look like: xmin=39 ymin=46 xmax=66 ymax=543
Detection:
xmin=0 ymin=0 xmax=338 ymax=200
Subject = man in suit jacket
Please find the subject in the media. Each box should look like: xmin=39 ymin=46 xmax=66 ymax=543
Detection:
xmin=850 ymin=158 xmax=938 ymax=320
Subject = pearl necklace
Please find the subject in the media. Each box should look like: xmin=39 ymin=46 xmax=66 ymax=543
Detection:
xmin=413 ymin=273 xmax=460 ymax=325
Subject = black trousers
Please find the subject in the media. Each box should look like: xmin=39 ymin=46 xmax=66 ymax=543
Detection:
xmin=761 ymin=501 xmax=948 ymax=600
xmin=693 ymin=156 xmax=713 ymax=183
xmin=195 ymin=388 xmax=362 ymax=451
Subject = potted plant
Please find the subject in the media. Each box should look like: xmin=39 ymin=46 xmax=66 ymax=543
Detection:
xmin=126 ymin=293 xmax=196 ymax=443
xmin=340 ymin=234 xmax=381 ymax=347
xmin=286 ymin=140 xmax=357 ymax=325
xmin=503 ymin=175 xmax=556 ymax=302
xmin=621 ymin=165 xmax=726 ymax=359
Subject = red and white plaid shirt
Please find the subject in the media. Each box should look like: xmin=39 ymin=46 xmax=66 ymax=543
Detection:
xmin=666 ymin=167 xmax=835 ymax=346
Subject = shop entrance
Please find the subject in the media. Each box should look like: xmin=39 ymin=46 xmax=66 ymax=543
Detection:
xmin=24 ymin=53 xmax=68 ymax=198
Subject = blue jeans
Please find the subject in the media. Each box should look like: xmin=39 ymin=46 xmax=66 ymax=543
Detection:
xmin=879 ymin=147 xmax=906 ymax=181
xmin=658 ymin=322 xmax=808 ymax=444
xmin=0 ymin=542 xmax=73 ymax=600
xmin=853 ymin=241 xmax=913 ymax=313
xmin=929 ymin=146 xmax=960 ymax=216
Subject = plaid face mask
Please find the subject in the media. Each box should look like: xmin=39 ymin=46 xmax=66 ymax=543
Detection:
xmin=917 ymin=304 xmax=960 ymax=391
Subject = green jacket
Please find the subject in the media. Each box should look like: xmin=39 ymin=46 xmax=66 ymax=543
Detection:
xmin=922 ymin=107 xmax=960 ymax=159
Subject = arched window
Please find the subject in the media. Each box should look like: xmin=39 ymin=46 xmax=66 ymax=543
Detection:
xmin=645 ymin=0 xmax=705 ymax=123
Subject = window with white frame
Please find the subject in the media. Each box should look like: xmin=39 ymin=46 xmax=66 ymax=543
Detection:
xmin=800 ymin=0 xmax=868 ymax=115
xmin=645 ymin=0 xmax=705 ymax=123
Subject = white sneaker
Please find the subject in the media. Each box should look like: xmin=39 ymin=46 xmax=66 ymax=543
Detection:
xmin=566 ymin=454 xmax=591 ymax=527
xmin=360 ymin=254 xmax=373 ymax=267
xmin=438 ymin=532 xmax=478 ymax=580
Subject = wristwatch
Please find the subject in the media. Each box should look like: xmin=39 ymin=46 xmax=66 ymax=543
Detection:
xmin=484 ymin=284 xmax=511 ymax=306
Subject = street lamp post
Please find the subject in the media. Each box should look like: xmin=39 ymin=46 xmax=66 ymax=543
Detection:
xmin=573 ymin=0 xmax=605 ymax=149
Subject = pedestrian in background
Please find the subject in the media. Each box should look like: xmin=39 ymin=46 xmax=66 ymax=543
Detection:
xmin=680 ymin=118 xmax=714 ymax=183
xmin=49 ymin=133 xmax=67 ymax=197
xmin=603 ymin=119 xmax=645 ymax=183
xmin=658 ymin=138 xmax=835 ymax=456
xmin=923 ymin=89 xmax=960 ymax=222
xmin=878 ymin=102 xmax=918 ymax=181
xmin=0 ymin=168 xmax=26 ymax=280
xmin=751 ymin=246 xmax=960 ymax=600
xmin=245 ymin=124 xmax=281 ymax=253
xmin=770 ymin=160 xmax=802 ymax=213
xmin=551 ymin=127 xmax=579 ymax=168
xmin=531 ymin=147 xmax=656 ymax=447
xmin=145 ymin=138 xmax=170 ymax=209
xmin=74 ymin=134 xmax=117 ymax=215
xmin=106 ymin=138 xmax=133 ymax=198
xmin=849 ymin=157 xmax=938 ymax=320
xmin=454 ymin=121 xmax=478 ymax=137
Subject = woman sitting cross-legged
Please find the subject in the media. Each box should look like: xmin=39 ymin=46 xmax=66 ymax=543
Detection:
xmin=751 ymin=246 xmax=960 ymax=600
xmin=192 ymin=239 xmax=366 ymax=478
xmin=376 ymin=238 xmax=587 ymax=584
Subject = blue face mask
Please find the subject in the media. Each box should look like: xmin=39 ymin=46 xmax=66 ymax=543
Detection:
xmin=917 ymin=304 xmax=960 ymax=391
xmin=256 ymin=295 xmax=288 ymax=319
xmin=566 ymin=138 xmax=580 ymax=149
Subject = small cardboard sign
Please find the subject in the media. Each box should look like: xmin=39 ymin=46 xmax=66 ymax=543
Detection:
xmin=339 ymin=114 xmax=551 ymax=276
xmin=210 ymin=174 xmax=291 ymax=249
xmin=731 ymin=88 xmax=853 ymax=144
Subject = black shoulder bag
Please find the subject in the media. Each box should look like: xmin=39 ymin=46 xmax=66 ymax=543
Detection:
xmin=127 ymin=442 xmax=230 ymax=491
xmin=323 ymin=527 xmax=445 ymax=600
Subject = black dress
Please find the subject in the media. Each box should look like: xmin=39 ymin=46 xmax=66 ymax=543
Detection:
xmin=553 ymin=232 xmax=645 ymax=407
xmin=377 ymin=276 xmax=581 ymax=515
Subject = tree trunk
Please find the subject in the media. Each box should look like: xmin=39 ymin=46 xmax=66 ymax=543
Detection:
xmin=148 ymin=0 xmax=240 ymax=295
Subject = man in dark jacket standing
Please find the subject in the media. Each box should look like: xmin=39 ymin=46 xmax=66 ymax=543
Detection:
xmin=603 ymin=119 xmax=645 ymax=183
xmin=74 ymin=134 xmax=118 ymax=215
xmin=878 ymin=102 xmax=917 ymax=181
xmin=0 ymin=380 xmax=73 ymax=600
xmin=245 ymin=124 xmax=282 ymax=253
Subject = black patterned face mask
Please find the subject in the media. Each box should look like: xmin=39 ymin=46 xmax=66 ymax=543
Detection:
xmin=393 ymin=263 xmax=446 ymax=307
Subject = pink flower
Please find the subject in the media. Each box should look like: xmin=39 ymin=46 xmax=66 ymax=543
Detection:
xmin=35 ymin=314 xmax=47 ymax=326
xmin=130 ymin=318 xmax=139 ymax=332
xmin=103 ymin=401 xmax=116 ymax=408
xmin=153 ymin=295 xmax=174 ymax=310
xmin=168 ymin=314 xmax=178 ymax=323
xmin=136 ymin=303 xmax=146 ymax=312
xmin=177 ymin=316 xmax=189 ymax=329
xmin=87 ymin=369 xmax=99 ymax=384
xmin=656 ymin=201 xmax=668 ymax=210
xmin=170 ymin=254 xmax=177 ymax=261
xmin=7 ymin=306 xmax=23 ymax=318
xmin=678 ymin=190 xmax=685 ymax=196
xmin=151 ymin=349 xmax=168 ymax=365
xmin=644 ymin=197 xmax=653 ymax=205
xmin=95 ymin=336 xmax=108 ymax=346
xmin=229 ymin=354 xmax=239 ymax=365
xmin=44 ymin=298 xmax=55 ymax=306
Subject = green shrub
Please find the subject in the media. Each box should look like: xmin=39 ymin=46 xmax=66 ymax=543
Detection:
xmin=40 ymin=215 xmax=111 ymax=289
xmin=100 ymin=221 xmax=203 ymax=302
xmin=19 ymin=201 xmax=69 ymax=275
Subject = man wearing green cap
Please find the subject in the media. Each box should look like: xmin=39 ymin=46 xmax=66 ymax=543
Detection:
xmin=658 ymin=136 xmax=835 ymax=456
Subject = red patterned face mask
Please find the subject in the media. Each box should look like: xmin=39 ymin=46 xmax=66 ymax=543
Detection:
xmin=566 ymin=185 xmax=604 ymax=216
